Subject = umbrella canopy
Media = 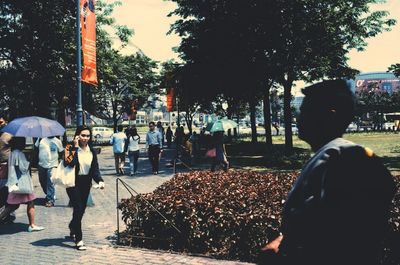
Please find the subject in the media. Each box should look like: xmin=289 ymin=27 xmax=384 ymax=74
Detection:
xmin=1 ymin=116 xmax=65 ymax=138
xmin=206 ymin=119 xmax=238 ymax=133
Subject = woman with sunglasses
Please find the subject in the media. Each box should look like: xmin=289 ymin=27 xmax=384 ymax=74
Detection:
xmin=64 ymin=125 xmax=105 ymax=250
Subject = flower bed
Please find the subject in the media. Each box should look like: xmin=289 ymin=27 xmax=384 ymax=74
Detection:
xmin=119 ymin=170 xmax=400 ymax=264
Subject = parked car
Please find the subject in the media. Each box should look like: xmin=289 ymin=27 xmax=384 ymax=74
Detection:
xmin=346 ymin=122 xmax=358 ymax=132
xmin=92 ymin=127 xmax=113 ymax=139
xmin=291 ymin=123 xmax=298 ymax=134
xmin=383 ymin=122 xmax=395 ymax=131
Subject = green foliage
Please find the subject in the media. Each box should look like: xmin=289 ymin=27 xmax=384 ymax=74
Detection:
xmin=356 ymin=81 xmax=400 ymax=130
xmin=0 ymin=0 xmax=76 ymax=119
xmin=0 ymin=0 xmax=157 ymax=130
xmin=168 ymin=0 xmax=396 ymax=151
xmin=93 ymin=51 xmax=158 ymax=130
xmin=389 ymin=63 xmax=400 ymax=77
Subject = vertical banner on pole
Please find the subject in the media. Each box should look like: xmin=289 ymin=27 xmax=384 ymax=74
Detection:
xmin=166 ymin=88 xmax=175 ymax=112
xmin=80 ymin=0 xmax=98 ymax=86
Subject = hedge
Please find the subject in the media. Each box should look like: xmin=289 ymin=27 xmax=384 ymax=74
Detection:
xmin=119 ymin=170 xmax=400 ymax=264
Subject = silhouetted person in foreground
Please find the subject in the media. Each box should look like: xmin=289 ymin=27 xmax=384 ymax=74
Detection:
xmin=259 ymin=80 xmax=396 ymax=265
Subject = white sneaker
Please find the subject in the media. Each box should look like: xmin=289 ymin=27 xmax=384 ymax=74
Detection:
xmin=28 ymin=225 xmax=45 ymax=232
xmin=76 ymin=240 xmax=87 ymax=251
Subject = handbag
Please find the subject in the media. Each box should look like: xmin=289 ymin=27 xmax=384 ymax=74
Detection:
xmin=12 ymin=165 xmax=34 ymax=194
xmin=51 ymin=161 xmax=75 ymax=188
xmin=205 ymin=148 xmax=216 ymax=158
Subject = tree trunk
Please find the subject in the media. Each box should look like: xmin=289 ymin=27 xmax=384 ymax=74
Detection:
xmin=283 ymin=81 xmax=293 ymax=154
xmin=263 ymin=89 xmax=272 ymax=148
xmin=185 ymin=112 xmax=193 ymax=135
xmin=112 ymin=103 xmax=118 ymax=132
xmin=249 ymin=99 xmax=257 ymax=143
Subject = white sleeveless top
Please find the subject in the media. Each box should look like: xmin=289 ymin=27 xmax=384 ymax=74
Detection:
xmin=128 ymin=136 xmax=140 ymax=152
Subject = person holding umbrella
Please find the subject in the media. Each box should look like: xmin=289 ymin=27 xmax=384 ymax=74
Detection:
xmin=205 ymin=119 xmax=236 ymax=172
xmin=210 ymin=131 xmax=229 ymax=172
xmin=64 ymin=125 xmax=104 ymax=250
xmin=0 ymin=137 xmax=44 ymax=232
xmin=0 ymin=116 xmax=66 ymax=230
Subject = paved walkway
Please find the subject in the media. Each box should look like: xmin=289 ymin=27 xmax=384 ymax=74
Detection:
xmin=0 ymin=144 xmax=252 ymax=265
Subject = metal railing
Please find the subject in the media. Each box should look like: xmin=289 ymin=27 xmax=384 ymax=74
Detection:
xmin=115 ymin=178 xmax=182 ymax=244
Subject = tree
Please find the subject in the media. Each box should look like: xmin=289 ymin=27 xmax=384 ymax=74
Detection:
xmin=0 ymin=0 xmax=146 ymax=128
xmin=389 ymin=63 xmax=400 ymax=77
xmin=0 ymin=1 xmax=76 ymax=121
xmin=160 ymin=61 xmax=205 ymax=134
xmin=265 ymin=0 xmax=395 ymax=153
xmin=93 ymin=52 xmax=158 ymax=131
xmin=356 ymin=82 xmax=399 ymax=130
xmin=169 ymin=0 xmax=274 ymax=143
xmin=169 ymin=0 xmax=395 ymax=153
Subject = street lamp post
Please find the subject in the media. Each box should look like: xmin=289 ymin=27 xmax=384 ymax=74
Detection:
xmin=76 ymin=0 xmax=83 ymax=126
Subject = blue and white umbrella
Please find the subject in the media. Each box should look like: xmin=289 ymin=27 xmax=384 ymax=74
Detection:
xmin=1 ymin=116 xmax=65 ymax=138
xmin=205 ymin=118 xmax=238 ymax=133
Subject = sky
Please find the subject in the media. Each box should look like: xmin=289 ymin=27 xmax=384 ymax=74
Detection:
xmin=109 ymin=0 xmax=400 ymax=74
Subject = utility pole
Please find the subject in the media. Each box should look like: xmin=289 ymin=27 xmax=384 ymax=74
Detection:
xmin=76 ymin=0 xmax=83 ymax=126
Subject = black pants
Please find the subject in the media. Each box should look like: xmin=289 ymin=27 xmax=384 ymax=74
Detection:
xmin=148 ymin=145 xmax=160 ymax=173
xmin=211 ymin=158 xmax=229 ymax=172
xmin=66 ymin=175 xmax=91 ymax=243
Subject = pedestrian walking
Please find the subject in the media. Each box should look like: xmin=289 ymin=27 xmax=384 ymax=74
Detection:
xmin=64 ymin=125 xmax=105 ymax=250
xmin=210 ymin=131 xmax=229 ymax=172
xmin=0 ymin=119 xmax=15 ymax=224
xmin=110 ymin=125 xmax=127 ymax=175
xmin=0 ymin=137 xmax=44 ymax=232
xmin=146 ymin=122 xmax=162 ymax=174
xmin=174 ymin=126 xmax=184 ymax=147
xmin=35 ymin=136 xmax=64 ymax=207
xmin=125 ymin=127 xmax=140 ymax=176
xmin=259 ymin=80 xmax=396 ymax=265
xmin=189 ymin=131 xmax=199 ymax=157
xmin=156 ymin=121 xmax=165 ymax=147
xmin=166 ymin=126 xmax=173 ymax=148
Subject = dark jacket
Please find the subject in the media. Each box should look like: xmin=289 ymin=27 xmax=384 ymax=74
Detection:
xmin=279 ymin=138 xmax=396 ymax=265
xmin=64 ymin=144 xmax=103 ymax=184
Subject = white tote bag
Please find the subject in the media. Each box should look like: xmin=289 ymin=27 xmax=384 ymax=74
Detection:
xmin=51 ymin=161 xmax=75 ymax=188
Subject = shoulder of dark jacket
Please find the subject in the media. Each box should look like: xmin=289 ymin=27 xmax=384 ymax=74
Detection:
xmin=326 ymin=142 xmax=395 ymax=194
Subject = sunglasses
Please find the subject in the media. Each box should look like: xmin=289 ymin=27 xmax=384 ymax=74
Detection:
xmin=80 ymin=134 xmax=90 ymax=138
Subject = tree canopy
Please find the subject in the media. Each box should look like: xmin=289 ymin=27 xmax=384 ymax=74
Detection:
xmin=168 ymin=0 xmax=396 ymax=151
xmin=0 ymin=0 xmax=158 ymax=128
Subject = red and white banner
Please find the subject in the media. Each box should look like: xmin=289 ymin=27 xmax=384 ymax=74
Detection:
xmin=80 ymin=0 xmax=98 ymax=86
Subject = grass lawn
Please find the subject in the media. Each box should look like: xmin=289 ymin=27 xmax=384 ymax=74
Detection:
xmin=227 ymin=132 xmax=400 ymax=174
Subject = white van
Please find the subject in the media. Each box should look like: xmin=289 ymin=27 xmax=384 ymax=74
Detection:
xmin=92 ymin=127 xmax=113 ymax=140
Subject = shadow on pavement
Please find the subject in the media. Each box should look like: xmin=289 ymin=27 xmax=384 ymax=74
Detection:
xmin=31 ymin=237 xmax=76 ymax=249
xmin=0 ymin=222 xmax=28 ymax=235
xmin=34 ymin=197 xmax=47 ymax=206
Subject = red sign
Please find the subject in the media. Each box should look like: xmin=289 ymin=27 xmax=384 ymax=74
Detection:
xmin=166 ymin=88 xmax=175 ymax=112
xmin=80 ymin=0 xmax=98 ymax=86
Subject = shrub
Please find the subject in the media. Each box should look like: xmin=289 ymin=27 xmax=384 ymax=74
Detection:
xmin=119 ymin=170 xmax=400 ymax=263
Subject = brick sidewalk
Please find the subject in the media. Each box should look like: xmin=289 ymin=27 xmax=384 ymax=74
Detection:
xmin=0 ymin=145 xmax=253 ymax=265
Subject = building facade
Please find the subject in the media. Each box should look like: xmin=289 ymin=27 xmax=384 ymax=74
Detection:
xmin=352 ymin=72 xmax=400 ymax=94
